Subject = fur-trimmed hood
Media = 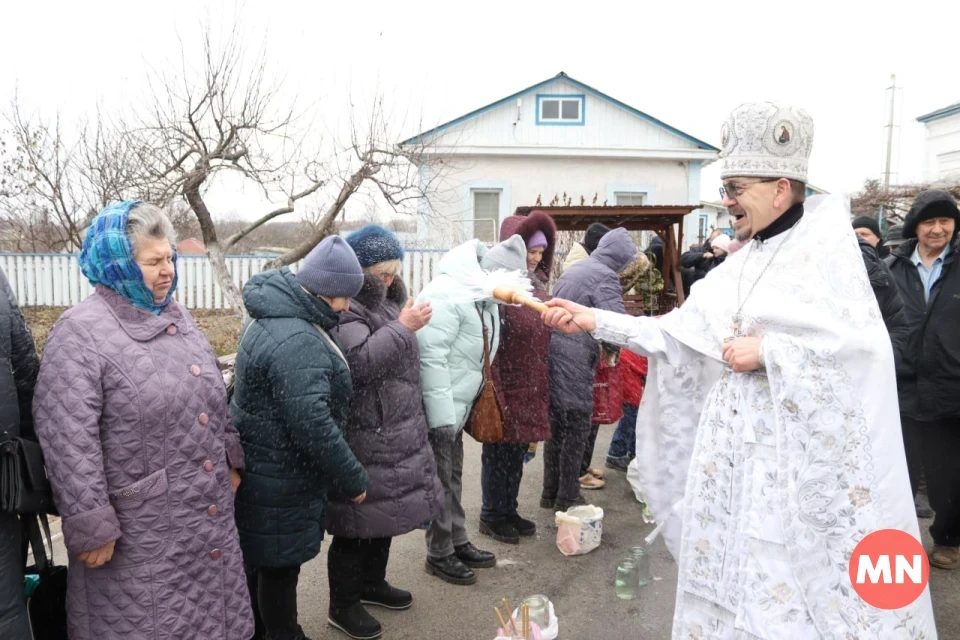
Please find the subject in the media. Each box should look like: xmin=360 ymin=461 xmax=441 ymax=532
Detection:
xmin=500 ymin=211 xmax=558 ymax=280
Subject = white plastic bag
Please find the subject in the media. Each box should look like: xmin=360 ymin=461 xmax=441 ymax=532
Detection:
xmin=555 ymin=505 xmax=604 ymax=556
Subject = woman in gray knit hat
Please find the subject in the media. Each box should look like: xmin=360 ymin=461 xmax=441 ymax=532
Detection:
xmin=232 ymin=235 xmax=371 ymax=640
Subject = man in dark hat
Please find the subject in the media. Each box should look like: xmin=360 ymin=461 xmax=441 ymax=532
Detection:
xmin=853 ymin=215 xmax=888 ymax=257
xmin=886 ymin=188 xmax=960 ymax=570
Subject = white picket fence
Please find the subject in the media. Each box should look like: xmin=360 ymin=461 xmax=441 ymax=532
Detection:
xmin=0 ymin=250 xmax=448 ymax=309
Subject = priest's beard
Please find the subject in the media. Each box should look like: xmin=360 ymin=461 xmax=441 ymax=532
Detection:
xmin=731 ymin=205 xmax=752 ymax=242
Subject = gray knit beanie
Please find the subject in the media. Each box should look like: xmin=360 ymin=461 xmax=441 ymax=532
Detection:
xmin=295 ymin=235 xmax=364 ymax=298
xmin=480 ymin=234 xmax=528 ymax=272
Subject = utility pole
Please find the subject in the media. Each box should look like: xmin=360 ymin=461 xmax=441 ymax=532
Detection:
xmin=880 ymin=74 xmax=897 ymax=228
xmin=883 ymin=74 xmax=896 ymax=192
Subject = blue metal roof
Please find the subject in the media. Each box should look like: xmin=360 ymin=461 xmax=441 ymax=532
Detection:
xmin=401 ymin=72 xmax=719 ymax=152
xmin=917 ymin=102 xmax=960 ymax=123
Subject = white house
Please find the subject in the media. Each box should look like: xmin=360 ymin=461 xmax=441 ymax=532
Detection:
xmin=918 ymin=102 xmax=960 ymax=184
xmin=403 ymin=72 xmax=719 ymax=248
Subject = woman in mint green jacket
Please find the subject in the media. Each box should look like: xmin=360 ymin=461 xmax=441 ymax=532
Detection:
xmin=414 ymin=236 xmax=527 ymax=586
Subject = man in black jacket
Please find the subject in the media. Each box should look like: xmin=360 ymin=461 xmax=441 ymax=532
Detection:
xmin=0 ymin=267 xmax=40 ymax=639
xmin=886 ymin=188 xmax=960 ymax=570
xmin=858 ymin=237 xmax=909 ymax=370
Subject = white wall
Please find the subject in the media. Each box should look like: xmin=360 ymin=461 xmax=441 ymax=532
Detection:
xmin=423 ymin=155 xmax=693 ymax=247
xmin=922 ymin=113 xmax=960 ymax=183
xmin=428 ymin=79 xmax=703 ymax=155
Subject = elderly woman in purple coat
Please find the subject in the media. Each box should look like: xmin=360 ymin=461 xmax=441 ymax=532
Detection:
xmin=32 ymin=201 xmax=253 ymax=640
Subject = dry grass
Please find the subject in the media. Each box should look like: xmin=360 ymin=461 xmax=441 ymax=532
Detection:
xmin=24 ymin=306 xmax=242 ymax=358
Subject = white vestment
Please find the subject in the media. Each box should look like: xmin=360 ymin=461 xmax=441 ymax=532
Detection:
xmin=593 ymin=195 xmax=937 ymax=639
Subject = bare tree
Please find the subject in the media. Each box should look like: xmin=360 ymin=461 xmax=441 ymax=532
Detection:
xmin=3 ymin=18 xmax=446 ymax=315
xmin=850 ymin=177 xmax=960 ymax=224
xmin=115 ymin=22 xmax=441 ymax=312
xmin=0 ymin=99 xmax=99 ymax=252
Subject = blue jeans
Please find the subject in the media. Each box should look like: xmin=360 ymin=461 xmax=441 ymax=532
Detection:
xmin=607 ymin=403 xmax=638 ymax=463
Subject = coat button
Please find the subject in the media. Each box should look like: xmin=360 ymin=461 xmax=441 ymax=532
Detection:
xmin=210 ymin=549 xmax=221 ymax=560
xmin=199 ymin=413 xmax=209 ymax=425
xmin=203 ymin=460 xmax=214 ymax=472
xmin=207 ymin=505 xmax=218 ymax=516
xmin=191 ymin=365 xmax=201 ymax=376
xmin=166 ymin=325 xmax=177 ymax=335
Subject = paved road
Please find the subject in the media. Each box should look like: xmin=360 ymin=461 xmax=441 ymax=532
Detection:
xmin=44 ymin=426 xmax=957 ymax=639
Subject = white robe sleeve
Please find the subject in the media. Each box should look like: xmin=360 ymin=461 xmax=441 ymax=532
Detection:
xmin=592 ymin=309 xmax=700 ymax=367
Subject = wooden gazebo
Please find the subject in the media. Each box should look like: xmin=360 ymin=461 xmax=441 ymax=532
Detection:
xmin=513 ymin=204 xmax=695 ymax=312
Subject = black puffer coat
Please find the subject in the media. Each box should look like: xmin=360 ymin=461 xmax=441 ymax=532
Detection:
xmin=0 ymin=268 xmax=39 ymax=640
xmin=231 ymin=268 xmax=369 ymax=568
xmin=858 ymin=238 xmax=909 ymax=374
xmin=326 ymin=275 xmax=443 ymax=539
xmin=886 ymin=190 xmax=960 ymax=420
xmin=0 ymin=268 xmax=39 ymax=441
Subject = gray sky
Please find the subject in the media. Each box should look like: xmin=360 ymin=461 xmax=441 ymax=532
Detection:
xmin=2 ymin=0 xmax=957 ymax=218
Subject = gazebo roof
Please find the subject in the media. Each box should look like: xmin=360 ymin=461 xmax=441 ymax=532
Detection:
xmin=512 ymin=205 xmax=695 ymax=231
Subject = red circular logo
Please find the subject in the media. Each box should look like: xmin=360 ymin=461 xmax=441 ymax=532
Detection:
xmin=849 ymin=529 xmax=929 ymax=609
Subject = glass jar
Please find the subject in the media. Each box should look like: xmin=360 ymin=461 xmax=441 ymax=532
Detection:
xmin=521 ymin=595 xmax=550 ymax=629
xmin=615 ymin=558 xmax=639 ymax=600
xmin=628 ymin=545 xmax=651 ymax=587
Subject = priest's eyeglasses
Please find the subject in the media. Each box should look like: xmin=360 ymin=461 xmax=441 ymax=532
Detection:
xmin=719 ymin=178 xmax=779 ymax=199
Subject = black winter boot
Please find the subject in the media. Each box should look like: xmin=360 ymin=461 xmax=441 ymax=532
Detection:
xmin=507 ymin=514 xmax=537 ymax=537
xmin=327 ymin=604 xmax=382 ymax=640
xmin=425 ymin=554 xmax=477 ymax=585
xmin=361 ymin=581 xmax=413 ymax=610
xmin=479 ymin=519 xmax=520 ymax=544
xmin=454 ymin=542 xmax=496 ymax=568
xmin=328 ymin=540 xmax=381 ymax=637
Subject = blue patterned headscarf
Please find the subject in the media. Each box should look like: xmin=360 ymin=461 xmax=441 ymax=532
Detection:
xmin=79 ymin=200 xmax=178 ymax=315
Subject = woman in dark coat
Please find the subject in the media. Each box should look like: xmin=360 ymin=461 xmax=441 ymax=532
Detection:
xmin=232 ymin=236 xmax=370 ymax=640
xmin=479 ymin=211 xmax=557 ymax=543
xmin=326 ymin=225 xmax=443 ymax=639
xmin=0 ymin=266 xmax=39 ymax=640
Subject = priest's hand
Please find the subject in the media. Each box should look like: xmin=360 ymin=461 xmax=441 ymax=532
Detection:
xmin=722 ymin=337 xmax=763 ymax=373
xmin=543 ymin=298 xmax=595 ymax=334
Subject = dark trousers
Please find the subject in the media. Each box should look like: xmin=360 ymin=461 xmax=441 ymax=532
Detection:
xmin=904 ymin=416 xmax=960 ymax=547
xmin=328 ymin=536 xmax=393 ymax=611
xmin=245 ymin=563 xmax=303 ymax=640
xmin=608 ymin=403 xmax=639 ymax=463
xmin=480 ymin=442 xmax=528 ymax=522
xmin=901 ymin=414 xmax=925 ymax=498
xmin=0 ymin=513 xmax=30 ymax=640
xmin=580 ymin=422 xmax=602 ymax=477
xmin=426 ymin=427 xmax=468 ymax=558
xmin=543 ymin=409 xmax=593 ymax=503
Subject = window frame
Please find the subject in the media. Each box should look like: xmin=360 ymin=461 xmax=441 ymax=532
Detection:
xmin=471 ymin=188 xmax=502 ymax=245
xmin=536 ymin=94 xmax=586 ymax=126
xmin=614 ymin=192 xmax=647 ymax=207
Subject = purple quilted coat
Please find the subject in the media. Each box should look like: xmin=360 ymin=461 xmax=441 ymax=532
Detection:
xmin=32 ymin=287 xmax=254 ymax=640
xmin=327 ymin=275 xmax=443 ymax=538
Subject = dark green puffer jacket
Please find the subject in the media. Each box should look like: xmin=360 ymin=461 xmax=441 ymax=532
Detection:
xmin=231 ymin=268 xmax=369 ymax=568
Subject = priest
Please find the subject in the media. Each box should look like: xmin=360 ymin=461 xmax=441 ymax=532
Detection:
xmin=542 ymin=103 xmax=936 ymax=639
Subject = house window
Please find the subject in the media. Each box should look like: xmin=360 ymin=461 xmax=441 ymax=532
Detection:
xmin=472 ymin=190 xmax=501 ymax=244
xmin=615 ymin=192 xmax=646 ymax=206
xmin=698 ymin=215 xmax=709 ymax=244
xmin=537 ymin=95 xmax=585 ymax=125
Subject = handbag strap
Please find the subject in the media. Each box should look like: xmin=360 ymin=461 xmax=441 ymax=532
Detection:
xmin=23 ymin=513 xmax=54 ymax=574
xmin=474 ymin=304 xmax=494 ymax=379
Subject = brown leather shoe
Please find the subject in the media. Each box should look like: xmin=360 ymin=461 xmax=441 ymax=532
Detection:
xmin=930 ymin=545 xmax=960 ymax=570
